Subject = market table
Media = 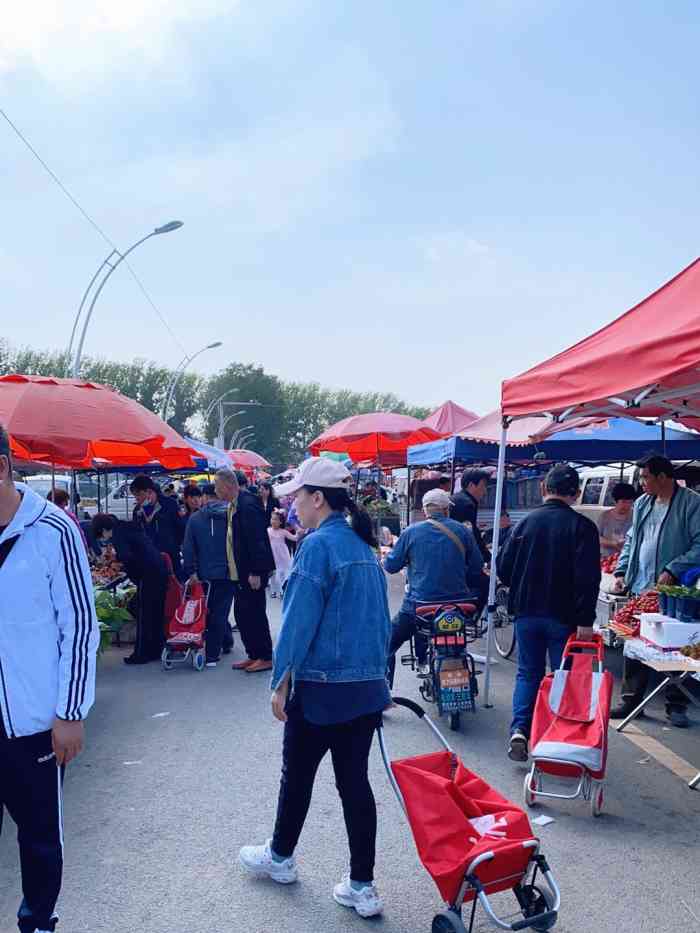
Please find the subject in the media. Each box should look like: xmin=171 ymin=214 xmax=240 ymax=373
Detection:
xmin=615 ymin=638 xmax=700 ymax=789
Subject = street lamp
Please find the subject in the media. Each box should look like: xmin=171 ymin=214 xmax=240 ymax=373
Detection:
xmin=68 ymin=220 xmax=184 ymax=378
xmin=230 ymin=425 xmax=255 ymax=448
xmin=162 ymin=341 xmax=223 ymax=422
xmin=215 ymin=410 xmax=246 ymax=449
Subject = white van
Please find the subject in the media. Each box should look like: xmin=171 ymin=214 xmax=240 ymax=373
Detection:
xmin=574 ymin=466 xmax=635 ymax=528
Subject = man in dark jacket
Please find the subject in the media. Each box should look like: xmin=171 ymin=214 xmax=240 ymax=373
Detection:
xmin=130 ymin=474 xmax=184 ymax=578
xmin=497 ymin=464 xmax=600 ymax=762
xmin=450 ymin=469 xmax=491 ymax=563
xmin=183 ymin=496 xmax=236 ymax=665
xmin=214 ymin=468 xmax=276 ymax=672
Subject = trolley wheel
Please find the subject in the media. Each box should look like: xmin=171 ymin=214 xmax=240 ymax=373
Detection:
xmin=161 ymin=648 xmax=173 ymax=672
xmin=449 ymin=711 xmax=461 ymax=732
xmin=432 ymin=909 xmax=467 ymax=933
xmin=523 ymin=770 xmax=539 ymax=808
xmin=494 ymin=590 xmax=516 ymax=659
xmin=522 ymin=883 xmax=556 ymax=932
xmin=591 ymin=780 xmax=604 ymax=817
xmin=194 ymin=650 xmax=206 ymax=672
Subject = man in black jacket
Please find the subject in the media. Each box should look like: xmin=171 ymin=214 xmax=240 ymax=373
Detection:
xmin=450 ymin=469 xmax=491 ymax=563
xmin=214 ymin=468 xmax=276 ymax=673
xmin=497 ymin=464 xmax=600 ymax=762
xmin=130 ymin=474 xmax=184 ymax=578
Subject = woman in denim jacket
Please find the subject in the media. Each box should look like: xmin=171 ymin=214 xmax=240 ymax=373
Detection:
xmin=240 ymin=458 xmax=391 ymax=919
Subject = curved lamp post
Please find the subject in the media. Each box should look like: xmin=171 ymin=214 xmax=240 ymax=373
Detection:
xmin=162 ymin=341 xmax=223 ymax=423
xmin=68 ymin=221 xmax=184 ymax=378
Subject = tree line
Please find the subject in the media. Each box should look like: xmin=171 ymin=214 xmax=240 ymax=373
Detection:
xmin=0 ymin=341 xmax=429 ymax=467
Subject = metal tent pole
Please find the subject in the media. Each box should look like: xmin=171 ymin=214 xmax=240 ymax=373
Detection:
xmin=483 ymin=419 xmax=508 ymax=708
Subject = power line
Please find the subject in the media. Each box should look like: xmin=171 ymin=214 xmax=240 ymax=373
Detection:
xmin=0 ymin=107 xmax=187 ymax=356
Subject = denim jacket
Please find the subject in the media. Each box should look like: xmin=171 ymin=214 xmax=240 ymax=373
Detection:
xmin=271 ymin=513 xmax=391 ymax=689
xmin=384 ymin=517 xmax=483 ymax=614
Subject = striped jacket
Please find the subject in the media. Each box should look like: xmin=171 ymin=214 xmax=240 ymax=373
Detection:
xmin=0 ymin=483 xmax=99 ymax=738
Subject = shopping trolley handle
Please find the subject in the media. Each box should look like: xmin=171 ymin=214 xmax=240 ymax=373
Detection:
xmin=391 ymin=696 xmax=426 ymax=718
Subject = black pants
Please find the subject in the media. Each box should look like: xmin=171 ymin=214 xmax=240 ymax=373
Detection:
xmin=387 ymin=610 xmax=427 ymax=690
xmin=135 ymin=573 xmax=167 ymax=660
xmin=271 ymin=706 xmax=380 ymax=883
xmin=621 ymin=657 xmax=688 ymax=713
xmin=0 ymin=726 xmax=63 ymax=933
xmin=205 ymin=580 xmax=236 ymax=662
xmin=233 ymin=578 xmax=273 ymax=661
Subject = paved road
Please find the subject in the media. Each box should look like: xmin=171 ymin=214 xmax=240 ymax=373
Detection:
xmin=2 ymin=577 xmax=699 ymax=933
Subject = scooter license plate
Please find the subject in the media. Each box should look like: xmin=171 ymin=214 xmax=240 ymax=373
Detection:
xmin=439 ymin=668 xmax=470 ymax=689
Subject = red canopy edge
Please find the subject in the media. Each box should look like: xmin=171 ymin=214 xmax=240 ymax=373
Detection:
xmin=501 ymin=256 xmax=700 ymax=427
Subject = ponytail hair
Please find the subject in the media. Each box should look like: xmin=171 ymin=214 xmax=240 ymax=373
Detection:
xmin=303 ymin=485 xmax=377 ymax=548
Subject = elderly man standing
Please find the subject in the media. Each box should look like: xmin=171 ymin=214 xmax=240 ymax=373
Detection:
xmin=214 ymin=469 xmax=276 ymax=673
xmin=611 ymin=454 xmax=700 ymax=727
xmin=384 ymin=488 xmax=483 ymax=687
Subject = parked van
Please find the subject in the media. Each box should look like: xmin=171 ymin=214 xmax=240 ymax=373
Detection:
xmin=574 ymin=466 xmax=635 ymax=529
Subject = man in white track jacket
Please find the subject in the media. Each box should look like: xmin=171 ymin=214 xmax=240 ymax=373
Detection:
xmin=0 ymin=425 xmax=99 ymax=933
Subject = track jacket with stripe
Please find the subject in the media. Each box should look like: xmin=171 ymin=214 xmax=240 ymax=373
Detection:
xmin=0 ymin=483 xmax=99 ymax=739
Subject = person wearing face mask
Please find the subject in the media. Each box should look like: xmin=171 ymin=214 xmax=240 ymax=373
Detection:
xmin=239 ymin=458 xmax=391 ymax=919
xmin=90 ymin=513 xmax=168 ymax=665
xmin=129 ymin=474 xmax=184 ymax=579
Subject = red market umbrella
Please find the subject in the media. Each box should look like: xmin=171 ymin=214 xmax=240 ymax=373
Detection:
xmin=0 ymin=374 xmax=201 ymax=470
xmin=309 ymin=412 xmax=442 ymax=467
xmin=423 ymin=400 xmax=479 ymax=436
xmin=227 ymin=449 xmax=272 ymax=469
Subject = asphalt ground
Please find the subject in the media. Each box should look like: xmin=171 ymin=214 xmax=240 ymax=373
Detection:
xmin=1 ymin=575 xmax=699 ymax=933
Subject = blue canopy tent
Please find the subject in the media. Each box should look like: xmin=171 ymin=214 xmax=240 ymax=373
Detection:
xmin=407 ymin=419 xmax=700 ymax=467
xmin=184 ymin=436 xmax=233 ymax=471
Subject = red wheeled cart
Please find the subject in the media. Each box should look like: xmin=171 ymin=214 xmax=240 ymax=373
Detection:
xmin=524 ymin=635 xmax=613 ymax=817
xmin=379 ymin=698 xmax=561 ymax=932
xmin=161 ymin=580 xmax=210 ymax=672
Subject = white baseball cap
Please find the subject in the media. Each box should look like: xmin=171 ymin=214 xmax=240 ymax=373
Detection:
xmin=274 ymin=457 xmax=352 ymax=497
xmin=422 ymin=488 xmax=452 ymax=510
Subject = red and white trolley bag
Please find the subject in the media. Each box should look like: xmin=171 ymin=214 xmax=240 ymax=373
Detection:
xmin=162 ymin=581 xmax=209 ymax=672
xmin=526 ymin=636 xmax=613 ymax=816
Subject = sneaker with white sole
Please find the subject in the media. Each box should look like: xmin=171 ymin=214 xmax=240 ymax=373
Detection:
xmin=508 ymin=731 xmax=529 ymax=762
xmin=239 ymin=840 xmax=298 ymax=884
xmin=333 ymin=874 xmax=383 ymax=918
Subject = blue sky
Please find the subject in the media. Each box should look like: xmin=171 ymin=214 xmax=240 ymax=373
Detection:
xmin=2 ymin=2 xmax=700 ymax=414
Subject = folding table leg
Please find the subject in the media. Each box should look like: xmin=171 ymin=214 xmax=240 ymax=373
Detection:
xmin=616 ymin=676 xmax=671 ymax=733
xmin=689 ymin=772 xmax=700 ymax=790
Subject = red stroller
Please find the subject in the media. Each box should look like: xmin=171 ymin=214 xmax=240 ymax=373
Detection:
xmin=161 ymin=581 xmax=210 ymax=672
xmin=524 ymin=635 xmax=613 ymax=817
xmin=380 ymin=698 xmax=560 ymax=932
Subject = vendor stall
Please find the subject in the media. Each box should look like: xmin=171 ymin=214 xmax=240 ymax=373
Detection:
xmin=484 ymin=254 xmax=700 ymax=719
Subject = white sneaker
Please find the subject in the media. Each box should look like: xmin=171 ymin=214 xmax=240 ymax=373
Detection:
xmin=333 ymin=874 xmax=383 ymax=918
xmin=239 ymin=840 xmax=298 ymax=884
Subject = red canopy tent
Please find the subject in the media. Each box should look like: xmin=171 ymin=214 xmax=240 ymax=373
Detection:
xmin=309 ymin=412 xmax=442 ymax=467
xmin=423 ymin=400 xmax=479 ymax=436
xmin=0 ymin=374 xmax=201 ymax=470
xmin=480 ymin=256 xmax=700 ymax=707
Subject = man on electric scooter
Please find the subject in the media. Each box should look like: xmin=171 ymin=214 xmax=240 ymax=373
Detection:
xmin=384 ymin=488 xmax=483 ymax=688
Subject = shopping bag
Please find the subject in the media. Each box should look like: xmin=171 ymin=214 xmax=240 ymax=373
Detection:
xmin=391 ymin=751 xmax=535 ymax=903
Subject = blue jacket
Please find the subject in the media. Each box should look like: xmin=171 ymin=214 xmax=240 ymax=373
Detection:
xmin=384 ymin=517 xmax=483 ymax=613
xmin=182 ymin=501 xmax=229 ymax=580
xmin=617 ymin=483 xmax=700 ymax=589
xmin=271 ymin=513 xmax=391 ymax=689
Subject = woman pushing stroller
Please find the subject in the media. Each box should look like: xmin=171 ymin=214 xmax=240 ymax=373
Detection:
xmin=239 ymin=457 xmax=392 ymax=918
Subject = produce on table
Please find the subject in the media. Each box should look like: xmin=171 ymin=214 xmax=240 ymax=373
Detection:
xmin=680 ymin=638 xmax=700 ymax=661
xmin=600 ymin=554 xmax=619 ymax=573
xmin=610 ymin=591 xmax=659 ymax=637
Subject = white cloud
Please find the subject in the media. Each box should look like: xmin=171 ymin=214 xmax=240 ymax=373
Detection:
xmin=0 ymin=1 xmax=236 ymax=80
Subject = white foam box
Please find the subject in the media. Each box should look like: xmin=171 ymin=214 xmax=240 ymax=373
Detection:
xmin=640 ymin=613 xmax=700 ymax=651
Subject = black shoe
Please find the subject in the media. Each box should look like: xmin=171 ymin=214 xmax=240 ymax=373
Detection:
xmin=610 ymin=703 xmax=645 ymax=719
xmin=666 ymin=708 xmax=690 ymax=728
xmin=222 ymin=646 xmax=233 ymax=655
xmin=123 ymin=655 xmax=150 ymax=666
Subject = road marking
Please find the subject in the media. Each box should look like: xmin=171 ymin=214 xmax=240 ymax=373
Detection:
xmin=611 ymin=720 xmax=699 ymax=783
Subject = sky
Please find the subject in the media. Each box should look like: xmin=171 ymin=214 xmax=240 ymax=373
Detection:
xmin=3 ymin=2 xmax=700 ymax=415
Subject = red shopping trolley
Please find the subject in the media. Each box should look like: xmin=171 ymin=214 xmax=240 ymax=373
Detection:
xmin=379 ymin=698 xmax=560 ymax=932
xmin=161 ymin=580 xmax=210 ymax=673
xmin=524 ymin=635 xmax=613 ymax=817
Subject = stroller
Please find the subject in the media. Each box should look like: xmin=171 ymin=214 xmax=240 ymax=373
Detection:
xmin=379 ymin=698 xmax=561 ymax=932
xmin=161 ymin=580 xmax=210 ymax=672
xmin=524 ymin=635 xmax=613 ymax=817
